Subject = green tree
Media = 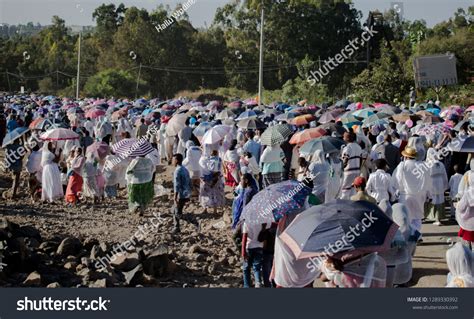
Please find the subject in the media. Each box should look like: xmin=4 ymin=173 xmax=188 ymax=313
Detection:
xmin=83 ymin=69 xmax=143 ymax=97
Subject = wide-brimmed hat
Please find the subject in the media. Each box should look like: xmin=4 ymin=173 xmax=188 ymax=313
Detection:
xmin=401 ymin=146 xmax=417 ymax=159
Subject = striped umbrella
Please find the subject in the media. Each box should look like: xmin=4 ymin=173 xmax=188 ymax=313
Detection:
xmin=111 ymin=138 xmax=154 ymax=158
xmin=260 ymin=124 xmax=292 ymax=146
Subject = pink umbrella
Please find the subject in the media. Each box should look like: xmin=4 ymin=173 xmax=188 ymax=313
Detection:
xmin=86 ymin=141 xmax=110 ymax=160
xmin=40 ymin=128 xmax=79 ymax=141
xmin=85 ymin=108 xmax=106 ymax=119
xmin=466 ymin=105 xmax=474 ymax=112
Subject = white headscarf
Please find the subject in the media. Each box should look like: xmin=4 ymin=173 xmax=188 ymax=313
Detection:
xmin=260 ymin=145 xmax=283 ymax=163
xmin=446 ymin=243 xmax=474 ymax=287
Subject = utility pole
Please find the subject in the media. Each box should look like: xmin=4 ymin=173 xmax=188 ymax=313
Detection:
xmin=258 ymin=4 xmax=264 ymax=107
xmin=6 ymin=70 xmax=11 ymax=93
xmin=135 ymin=63 xmax=142 ymax=99
xmin=76 ymin=32 xmax=82 ymax=99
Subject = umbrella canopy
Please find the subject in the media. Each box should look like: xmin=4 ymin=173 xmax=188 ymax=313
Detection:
xmin=275 ymin=112 xmax=297 ymax=122
xmin=216 ymin=109 xmax=236 ymax=120
xmin=2 ymin=127 xmax=29 ymax=148
xmin=317 ymin=123 xmax=347 ymax=136
xmin=40 ymin=128 xmax=79 ymax=141
xmin=111 ymin=138 xmax=154 ymax=158
xmin=260 ymin=124 xmax=293 ymax=146
xmin=193 ymin=122 xmax=213 ymax=142
xmin=392 ymin=113 xmax=420 ymax=123
xmin=241 ymin=180 xmax=312 ymax=225
xmin=352 ymin=109 xmax=375 ymax=119
xmin=85 ymin=108 xmax=106 ymax=119
xmin=236 ymin=110 xmax=258 ymax=121
xmin=86 ymin=141 xmax=110 ymax=160
xmin=318 ymin=111 xmax=338 ymax=124
xmin=236 ymin=118 xmax=266 ymax=130
xmin=67 ymin=107 xmax=85 ymax=115
xmin=466 ymin=105 xmax=474 ymax=112
xmin=279 ymin=200 xmax=398 ymax=261
xmin=299 ymin=136 xmax=345 ymax=156
xmin=289 ymin=127 xmax=327 ymax=145
xmin=451 ymin=136 xmax=474 ymax=153
xmin=29 ymin=117 xmax=53 ymax=130
xmin=291 ymin=114 xmax=315 ymax=126
xmin=165 ymin=113 xmax=188 ymax=136
xmin=202 ymin=125 xmax=232 ymax=144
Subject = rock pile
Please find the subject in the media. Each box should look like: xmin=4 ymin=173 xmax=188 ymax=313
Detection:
xmin=0 ymin=217 xmax=178 ymax=287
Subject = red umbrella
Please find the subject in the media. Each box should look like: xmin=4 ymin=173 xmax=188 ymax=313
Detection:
xmin=289 ymin=127 xmax=327 ymax=145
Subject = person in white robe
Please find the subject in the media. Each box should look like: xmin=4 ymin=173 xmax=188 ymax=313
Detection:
xmin=424 ymin=148 xmax=449 ymax=225
xmin=41 ymin=142 xmax=63 ymax=202
xmin=308 ymin=149 xmax=330 ymax=203
xmin=458 ymin=159 xmax=474 ymax=199
xmin=183 ymin=141 xmax=202 ymax=196
xmin=340 ymin=132 xmax=363 ymax=199
xmin=446 ymin=242 xmax=474 ymax=288
xmin=392 ymin=146 xmax=430 ymax=233
xmin=366 ymin=158 xmax=396 ymax=204
xmin=326 ymin=153 xmax=342 ymax=202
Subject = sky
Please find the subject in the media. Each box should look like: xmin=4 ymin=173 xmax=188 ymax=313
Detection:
xmin=0 ymin=0 xmax=471 ymax=28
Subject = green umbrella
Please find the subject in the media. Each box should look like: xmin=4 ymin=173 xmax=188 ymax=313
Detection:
xmin=260 ymin=124 xmax=293 ymax=146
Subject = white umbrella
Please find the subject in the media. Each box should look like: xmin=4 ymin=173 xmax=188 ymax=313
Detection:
xmin=165 ymin=113 xmax=188 ymax=136
xmin=202 ymin=125 xmax=232 ymax=144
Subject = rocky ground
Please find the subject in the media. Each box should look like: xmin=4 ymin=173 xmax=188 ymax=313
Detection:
xmin=0 ymin=165 xmax=242 ymax=288
xmin=0 ymin=163 xmax=455 ymax=288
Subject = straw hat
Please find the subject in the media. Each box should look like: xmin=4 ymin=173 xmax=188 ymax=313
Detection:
xmin=401 ymin=146 xmax=417 ymax=159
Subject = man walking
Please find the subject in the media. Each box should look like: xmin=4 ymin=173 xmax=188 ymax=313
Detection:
xmin=172 ymin=153 xmax=191 ymax=234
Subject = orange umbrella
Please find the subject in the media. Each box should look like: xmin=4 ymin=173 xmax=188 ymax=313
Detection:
xmin=290 ymin=114 xmax=315 ymax=126
xmin=289 ymin=127 xmax=327 ymax=145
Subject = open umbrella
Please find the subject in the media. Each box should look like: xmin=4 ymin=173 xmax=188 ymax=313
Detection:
xmin=241 ymin=180 xmax=312 ymax=225
xmin=279 ymin=200 xmax=398 ymax=261
xmin=317 ymin=123 xmax=347 ymax=136
xmin=318 ymin=111 xmax=338 ymax=124
xmin=299 ymin=136 xmax=345 ymax=156
xmin=86 ymin=141 xmax=110 ymax=160
xmin=165 ymin=113 xmax=188 ymax=136
xmin=40 ymin=128 xmax=79 ymax=141
xmin=392 ymin=113 xmax=420 ymax=123
xmin=111 ymin=138 xmax=154 ymax=158
xmin=29 ymin=117 xmax=53 ymax=130
xmin=260 ymin=124 xmax=293 ymax=146
xmin=2 ymin=127 xmax=29 ymax=148
xmin=289 ymin=127 xmax=326 ymax=145
xmin=216 ymin=109 xmax=236 ymax=120
xmin=291 ymin=114 xmax=315 ymax=126
xmin=193 ymin=122 xmax=213 ymax=142
xmin=451 ymin=136 xmax=474 ymax=153
xmin=352 ymin=109 xmax=375 ymax=119
xmin=236 ymin=110 xmax=258 ymax=121
xmin=236 ymin=118 xmax=266 ymax=130
xmin=275 ymin=112 xmax=297 ymax=122
xmin=202 ymin=125 xmax=232 ymax=144
xmin=85 ymin=108 xmax=106 ymax=119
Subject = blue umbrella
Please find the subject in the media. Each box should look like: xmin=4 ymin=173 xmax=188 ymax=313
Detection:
xmin=280 ymin=200 xmax=398 ymax=261
xmin=2 ymin=127 xmax=29 ymax=148
xmin=236 ymin=110 xmax=258 ymax=121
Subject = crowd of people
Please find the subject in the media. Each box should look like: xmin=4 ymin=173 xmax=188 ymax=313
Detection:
xmin=1 ymin=95 xmax=473 ymax=288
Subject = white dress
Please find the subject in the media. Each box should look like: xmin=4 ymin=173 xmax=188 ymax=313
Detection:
xmin=41 ymin=150 xmax=64 ymax=202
